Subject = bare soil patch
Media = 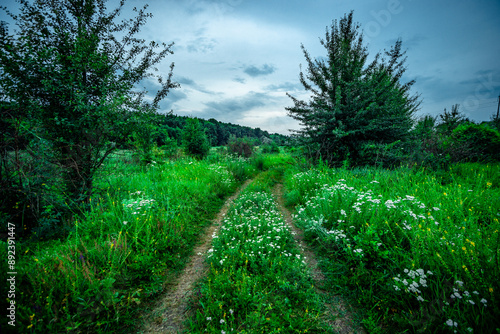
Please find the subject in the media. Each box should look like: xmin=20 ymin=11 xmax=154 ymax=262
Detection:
xmin=141 ymin=179 xmax=253 ymax=334
xmin=273 ymin=183 xmax=365 ymax=334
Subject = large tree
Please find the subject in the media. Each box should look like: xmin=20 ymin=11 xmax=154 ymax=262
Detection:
xmin=287 ymin=11 xmax=420 ymax=166
xmin=0 ymin=0 xmax=177 ymax=204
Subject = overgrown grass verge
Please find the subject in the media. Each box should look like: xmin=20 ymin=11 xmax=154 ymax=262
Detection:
xmin=284 ymin=163 xmax=500 ymax=333
xmin=186 ymin=172 xmax=333 ymax=333
xmin=0 ymin=155 xmax=256 ymax=333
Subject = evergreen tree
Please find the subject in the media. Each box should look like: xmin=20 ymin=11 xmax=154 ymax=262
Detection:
xmin=286 ymin=11 xmax=420 ymax=166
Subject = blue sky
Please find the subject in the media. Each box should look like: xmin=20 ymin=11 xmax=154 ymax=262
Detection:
xmin=2 ymin=0 xmax=499 ymax=134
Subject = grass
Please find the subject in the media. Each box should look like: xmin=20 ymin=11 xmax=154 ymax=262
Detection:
xmin=283 ymin=163 xmax=500 ymax=333
xmin=0 ymin=153 xmax=256 ymax=333
xmin=2 ymin=148 xmax=499 ymax=333
xmin=186 ymin=171 xmax=332 ymax=333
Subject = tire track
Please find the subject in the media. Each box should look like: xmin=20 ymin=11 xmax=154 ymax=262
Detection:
xmin=141 ymin=179 xmax=254 ymax=334
xmin=273 ymin=183 xmax=365 ymax=334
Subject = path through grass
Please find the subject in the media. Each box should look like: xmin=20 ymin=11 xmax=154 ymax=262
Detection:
xmin=184 ymin=172 xmax=344 ymax=333
xmin=142 ymin=179 xmax=254 ymax=333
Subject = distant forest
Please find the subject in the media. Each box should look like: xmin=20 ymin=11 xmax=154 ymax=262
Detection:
xmin=153 ymin=113 xmax=289 ymax=148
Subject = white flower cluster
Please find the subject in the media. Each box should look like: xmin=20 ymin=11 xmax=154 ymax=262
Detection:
xmin=207 ymin=191 xmax=306 ymax=267
xmin=393 ymin=268 xmax=432 ymax=302
xmin=450 ymin=280 xmax=488 ymax=307
xmin=122 ymin=191 xmax=156 ymax=216
xmin=292 ymin=178 xmax=441 ymax=245
xmin=208 ymin=164 xmax=234 ymax=187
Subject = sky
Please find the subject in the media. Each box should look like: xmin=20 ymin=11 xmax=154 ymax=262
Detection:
xmin=1 ymin=0 xmax=499 ymax=135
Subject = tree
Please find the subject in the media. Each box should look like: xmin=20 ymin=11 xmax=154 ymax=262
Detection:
xmin=0 ymin=0 xmax=177 ymax=205
xmin=436 ymin=104 xmax=468 ymax=135
xmin=286 ymin=11 xmax=420 ymax=166
xmin=182 ymin=118 xmax=210 ymax=159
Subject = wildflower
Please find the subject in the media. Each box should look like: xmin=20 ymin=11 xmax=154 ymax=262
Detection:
xmin=123 ymin=221 xmax=128 ymax=225
xmin=417 ymin=296 xmax=424 ymax=302
xmin=229 ymin=309 xmax=234 ymax=315
xmin=206 ymin=317 xmax=212 ymax=321
xmin=220 ymin=319 xmax=225 ymax=324
xmin=480 ymin=298 xmax=487 ymax=304
xmin=469 ymin=300 xmax=475 ymax=305
xmin=446 ymin=319 xmax=458 ymax=327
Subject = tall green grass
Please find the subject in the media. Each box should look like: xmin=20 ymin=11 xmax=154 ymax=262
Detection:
xmin=284 ymin=163 xmax=500 ymax=333
xmin=0 ymin=154 xmax=255 ymax=333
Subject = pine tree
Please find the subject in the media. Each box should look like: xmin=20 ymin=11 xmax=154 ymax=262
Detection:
xmin=286 ymin=11 xmax=420 ymax=166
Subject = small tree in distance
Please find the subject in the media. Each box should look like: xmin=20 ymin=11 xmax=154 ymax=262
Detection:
xmin=182 ymin=118 xmax=210 ymax=159
xmin=286 ymin=11 xmax=420 ymax=166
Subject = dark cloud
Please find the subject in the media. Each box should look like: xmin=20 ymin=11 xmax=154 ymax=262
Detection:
xmin=159 ymin=89 xmax=188 ymax=112
xmin=201 ymin=91 xmax=276 ymax=122
xmin=243 ymin=64 xmax=276 ymax=77
xmin=175 ymin=75 xmax=219 ymax=95
xmin=186 ymin=36 xmax=217 ymax=53
xmin=233 ymin=77 xmax=246 ymax=84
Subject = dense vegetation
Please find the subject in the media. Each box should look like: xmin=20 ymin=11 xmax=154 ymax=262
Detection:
xmin=1 ymin=1 xmax=499 ymax=333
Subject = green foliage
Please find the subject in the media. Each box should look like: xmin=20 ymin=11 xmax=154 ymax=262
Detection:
xmin=284 ymin=164 xmax=500 ymax=333
xmin=4 ymin=155 xmax=250 ymax=332
xmin=156 ymin=114 xmax=288 ymax=147
xmin=0 ymin=0 xmax=177 ymax=209
xmin=286 ymin=11 xmax=420 ymax=167
xmin=444 ymin=123 xmax=500 ymax=162
xmin=182 ymin=118 xmax=211 ymax=159
xmin=227 ymin=137 xmax=254 ymax=158
xmin=261 ymin=142 xmax=280 ymax=154
xmin=436 ymin=104 xmax=469 ymax=135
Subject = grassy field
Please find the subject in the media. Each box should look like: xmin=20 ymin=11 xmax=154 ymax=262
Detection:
xmin=1 ymin=149 xmax=499 ymax=333
xmin=0 ymin=152 xmax=257 ymax=333
xmin=284 ymin=163 xmax=500 ymax=333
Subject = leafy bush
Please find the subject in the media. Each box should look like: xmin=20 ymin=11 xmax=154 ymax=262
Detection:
xmin=227 ymin=137 xmax=254 ymax=158
xmin=182 ymin=118 xmax=210 ymax=159
xmin=444 ymin=123 xmax=500 ymax=162
xmin=261 ymin=142 xmax=280 ymax=154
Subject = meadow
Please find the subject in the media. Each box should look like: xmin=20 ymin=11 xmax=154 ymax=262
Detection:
xmin=1 ymin=149 xmax=499 ymax=333
xmin=284 ymin=162 xmax=500 ymax=333
xmin=0 ymin=151 xmax=257 ymax=333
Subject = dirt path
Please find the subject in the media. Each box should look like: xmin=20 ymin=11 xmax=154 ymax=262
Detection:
xmin=141 ymin=179 xmax=253 ymax=334
xmin=273 ymin=184 xmax=365 ymax=334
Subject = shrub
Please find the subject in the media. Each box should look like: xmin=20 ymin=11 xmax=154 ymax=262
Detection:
xmin=444 ymin=123 xmax=500 ymax=162
xmin=227 ymin=137 xmax=254 ymax=158
xmin=182 ymin=118 xmax=210 ymax=159
xmin=261 ymin=142 xmax=280 ymax=154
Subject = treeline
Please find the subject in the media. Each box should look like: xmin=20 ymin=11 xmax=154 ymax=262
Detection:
xmin=153 ymin=113 xmax=288 ymax=147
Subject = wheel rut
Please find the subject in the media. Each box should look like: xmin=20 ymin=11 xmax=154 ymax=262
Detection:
xmin=273 ymin=183 xmax=365 ymax=334
xmin=141 ymin=179 xmax=253 ymax=334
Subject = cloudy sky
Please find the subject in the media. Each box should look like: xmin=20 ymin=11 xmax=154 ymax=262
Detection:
xmin=2 ymin=0 xmax=499 ymax=134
